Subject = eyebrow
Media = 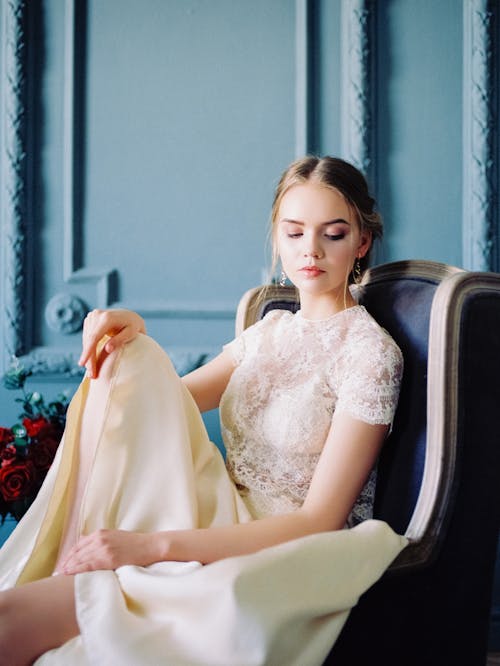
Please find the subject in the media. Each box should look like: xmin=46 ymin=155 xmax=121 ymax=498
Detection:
xmin=279 ymin=218 xmax=351 ymax=226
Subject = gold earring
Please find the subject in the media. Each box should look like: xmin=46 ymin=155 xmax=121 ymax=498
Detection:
xmin=353 ymin=258 xmax=362 ymax=284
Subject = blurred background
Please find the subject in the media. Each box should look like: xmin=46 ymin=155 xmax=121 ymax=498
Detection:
xmin=0 ymin=0 xmax=499 ymax=644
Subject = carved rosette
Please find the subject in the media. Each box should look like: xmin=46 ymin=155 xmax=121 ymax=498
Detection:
xmin=463 ymin=0 xmax=498 ymax=271
xmin=45 ymin=293 xmax=89 ymax=334
xmin=3 ymin=0 xmax=28 ymax=359
xmin=341 ymin=0 xmax=375 ymax=181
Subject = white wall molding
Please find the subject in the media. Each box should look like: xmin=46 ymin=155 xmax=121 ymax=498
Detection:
xmin=340 ymin=0 xmax=376 ymax=186
xmin=463 ymin=0 xmax=498 ymax=271
xmin=63 ymin=0 xmax=116 ymax=307
xmin=295 ymin=0 xmax=312 ymax=157
xmin=1 ymin=0 xmax=29 ymax=371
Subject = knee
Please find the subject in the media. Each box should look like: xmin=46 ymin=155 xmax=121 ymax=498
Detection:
xmin=89 ymin=334 xmax=177 ymax=396
xmin=93 ymin=335 xmax=165 ymax=382
xmin=0 ymin=588 xmax=11 ymax=630
xmin=119 ymin=334 xmax=178 ymax=378
xmin=0 ymin=591 xmax=17 ymax=664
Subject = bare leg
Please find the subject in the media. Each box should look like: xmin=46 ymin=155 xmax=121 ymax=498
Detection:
xmin=0 ymin=575 xmax=77 ymax=666
xmin=54 ymin=347 xmax=120 ymax=572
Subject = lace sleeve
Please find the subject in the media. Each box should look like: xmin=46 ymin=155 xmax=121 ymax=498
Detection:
xmin=223 ymin=310 xmax=284 ymax=367
xmin=335 ymin=334 xmax=403 ymax=426
xmin=223 ymin=334 xmax=245 ymax=366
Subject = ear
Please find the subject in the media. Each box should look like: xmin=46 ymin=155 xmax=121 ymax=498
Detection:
xmin=357 ymin=230 xmax=372 ymax=259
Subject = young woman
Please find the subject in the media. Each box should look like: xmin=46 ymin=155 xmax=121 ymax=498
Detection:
xmin=0 ymin=156 xmax=405 ymax=665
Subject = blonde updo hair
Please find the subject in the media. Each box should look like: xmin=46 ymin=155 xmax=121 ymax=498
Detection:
xmin=270 ymin=156 xmax=383 ymax=283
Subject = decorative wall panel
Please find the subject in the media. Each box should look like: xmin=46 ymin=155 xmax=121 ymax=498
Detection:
xmin=340 ymin=0 xmax=376 ymax=186
xmin=63 ymin=0 xmax=115 ymax=309
xmin=295 ymin=0 xmax=312 ymax=157
xmin=1 ymin=0 xmax=303 ymax=378
xmin=2 ymin=0 xmax=29 ymax=363
xmin=463 ymin=0 xmax=498 ymax=271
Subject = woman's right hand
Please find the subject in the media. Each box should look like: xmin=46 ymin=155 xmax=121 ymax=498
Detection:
xmin=79 ymin=309 xmax=146 ymax=379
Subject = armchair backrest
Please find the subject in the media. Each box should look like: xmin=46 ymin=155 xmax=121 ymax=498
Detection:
xmin=354 ymin=260 xmax=463 ymax=568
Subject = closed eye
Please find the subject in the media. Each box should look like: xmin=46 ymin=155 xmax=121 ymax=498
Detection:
xmin=325 ymin=233 xmax=345 ymax=241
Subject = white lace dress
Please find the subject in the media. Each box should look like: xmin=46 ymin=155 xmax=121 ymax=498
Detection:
xmin=220 ymin=306 xmax=403 ymax=525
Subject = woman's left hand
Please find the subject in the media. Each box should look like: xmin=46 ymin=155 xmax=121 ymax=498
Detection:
xmin=57 ymin=529 xmax=157 ymax=574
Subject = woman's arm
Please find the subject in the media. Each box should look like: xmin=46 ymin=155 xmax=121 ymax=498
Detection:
xmin=58 ymin=412 xmax=388 ymax=573
xmin=181 ymin=349 xmax=235 ymax=412
xmin=160 ymin=413 xmax=387 ymax=562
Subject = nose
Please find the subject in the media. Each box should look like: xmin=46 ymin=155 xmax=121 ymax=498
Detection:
xmin=303 ymin=234 xmax=323 ymax=259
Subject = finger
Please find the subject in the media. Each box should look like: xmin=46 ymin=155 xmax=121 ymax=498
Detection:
xmin=79 ymin=335 xmax=95 ymax=367
xmin=79 ymin=329 xmax=105 ymax=367
xmin=84 ymin=350 xmax=97 ymax=379
xmin=60 ymin=540 xmax=99 ymax=574
xmin=79 ymin=311 xmax=109 ymax=366
xmin=94 ymin=346 xmax=113 ymax=378
xmin=103 ymin=327 xmax=133 ymax=353
xmin=62 ymin=554 xmax=99 ymax=575
xmin=58 ymin=534 xmax=90 ymax=565
xmin=79 ymin=339 xmax=95 ymax=367
xmin=80 ymin=328 xmax=127 ymax=369
xmin=64 ymin=546 xmax=116 ymax=574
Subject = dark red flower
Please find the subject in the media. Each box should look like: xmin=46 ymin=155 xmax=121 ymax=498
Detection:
xmin=0 ymin=427 xmax=14 ymax=445
xmin=1 ymin=444 xmax=18 ymax=467
xmin=23 ymin=416 xmax=50 ymax=438
xmin=0 ymin=460 xmax=36 ymax=501
xmin=29 ymin=438 xmax=59 ymax=471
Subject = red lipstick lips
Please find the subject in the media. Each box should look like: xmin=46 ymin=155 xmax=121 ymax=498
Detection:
xmin=300 ymin=266 xmax=325 ymax=277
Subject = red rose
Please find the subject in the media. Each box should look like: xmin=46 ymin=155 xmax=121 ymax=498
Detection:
xmin=29 ymin=438 xmax=59 ymax=471
xmin=1 ymin=444 xmax=18 ymax=466
xmin=23 ymin=416 xmax=50 ymax=438
xmin=0 ymin=427 xmax=14 ymax=445
xmin=0 ymin=460 xmax=36 ymax=501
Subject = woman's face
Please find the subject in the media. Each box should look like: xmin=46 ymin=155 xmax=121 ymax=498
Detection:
xmin=277 ymin=182 xmax=371 ymax=313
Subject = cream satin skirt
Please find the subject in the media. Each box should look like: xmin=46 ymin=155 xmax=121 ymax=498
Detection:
xmin=0 ymin=335 xmax=407 ymax=666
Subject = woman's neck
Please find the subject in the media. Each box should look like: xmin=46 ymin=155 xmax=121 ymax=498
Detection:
xmin=298 ymin=290 xmax=356 ymax=321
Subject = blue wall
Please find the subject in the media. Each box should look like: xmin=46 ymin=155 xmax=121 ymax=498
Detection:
xmin=375 ymin=0 xmax=464 ymax=266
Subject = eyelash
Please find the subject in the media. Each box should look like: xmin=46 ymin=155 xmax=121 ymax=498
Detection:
xmin=286 ymin=233 xmax=345 ymax=241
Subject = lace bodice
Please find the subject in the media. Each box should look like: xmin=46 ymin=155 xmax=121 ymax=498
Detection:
xmin=219 ymin=306 xmax=403 ymax=526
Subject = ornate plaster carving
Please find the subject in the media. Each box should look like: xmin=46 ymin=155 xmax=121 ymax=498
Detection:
xmin=2 ymin=0 xmax=28 ymax=361
xmin=463 ymin=0 xmax=498 ymax=271
xmin=341 ymin=0 xmax=375 ymax=183
xmin=44 ymin=293 xmax=89 ymax=334
xmin=63 ymin=0 xmax=117 ymax=305
xmin=10 ymin=347 xmax=207 ymax=379
xmin=295 ymin=0 xmax=312 ymax=157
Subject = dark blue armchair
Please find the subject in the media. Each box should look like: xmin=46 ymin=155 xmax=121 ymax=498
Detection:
xmin=236 ymin=260 xmax=500 ymax=666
